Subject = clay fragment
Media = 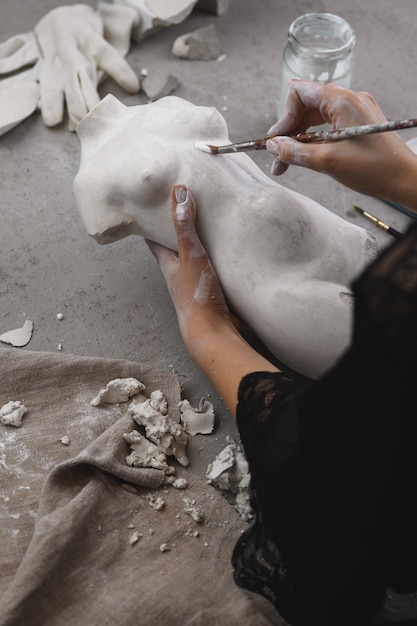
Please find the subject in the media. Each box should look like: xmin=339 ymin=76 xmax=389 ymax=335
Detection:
xmin=124 ymin=429 xmax=171 ymax=472
xmin=0 ymin=319 xmax=34 ymax=347
xmin=129 ymin=397 xmax=189 ymax=466
xmin=91 ymin=377 xmax=145 ymax=406
xmin=172 ymin=23 xmax=222 ymax=60
xmin=206 ymin=439 xmax=253 ymax=521
xmin=142 ymin=68 xmax=179 ymax=101
xmin=179 ymin=398 xmax=214 ymax=435
xmin=0 ymin=400 xmax=27 ymax=427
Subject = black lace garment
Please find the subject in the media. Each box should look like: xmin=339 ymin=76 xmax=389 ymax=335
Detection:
xmin=232 ymin=223 xmax=417 ymax=626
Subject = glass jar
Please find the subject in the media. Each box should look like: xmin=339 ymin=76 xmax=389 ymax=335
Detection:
xmin=278 ymin=13 xmax=356 ymax=117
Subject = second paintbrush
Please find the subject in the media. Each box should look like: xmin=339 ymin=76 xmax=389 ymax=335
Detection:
xmin=194 ymin=117 xmax=417 ymax=154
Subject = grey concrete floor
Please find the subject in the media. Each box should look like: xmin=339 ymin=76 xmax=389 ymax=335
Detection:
xmin=2 ymin=2 xmax=417 ymax=624
xmin=1 ymin=0 xmax=417 ymax=482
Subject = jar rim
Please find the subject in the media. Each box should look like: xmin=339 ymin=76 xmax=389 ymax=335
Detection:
xmin=288 ymin=12 xmax=356 ymax=59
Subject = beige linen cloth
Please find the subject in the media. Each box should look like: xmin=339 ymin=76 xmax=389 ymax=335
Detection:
xmin=0 ymin=347 xmax=283 ymax=626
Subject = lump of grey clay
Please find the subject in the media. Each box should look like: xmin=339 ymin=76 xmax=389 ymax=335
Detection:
xmin=172 ymin=23 xmax=222 ymax=60
xmin=142 ymin=69 xmax=179 ymax=101
xmin=0 ymin=400 xmax=27 ymax=427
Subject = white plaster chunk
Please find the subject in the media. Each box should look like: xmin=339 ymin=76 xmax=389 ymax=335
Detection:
xmin=182 ymin=496 xmax=204 ymax=523
xmin=129 ymin=398 xmax=189 ymax=466
xmin=147 ymin=493 xmax=166 ymax=510
xmin=60 ymin=435 xmax=70 ymax=446
xmin=142 ymin=69 xmax=179 ymax=101
xmin=91 ymin=377 xmax=145 ymax=406
xmin=129 ymin=530 xmax=143 ymax=545
xmin=124 ymin=429 xmax=171 ymax=472
xmin=172 ymin=477 xmax=188 ymax=489
xmin=206 ymin=440 xmax=253 ymax=521
xmin=0 ymin=319 xmax=34 ymax=347
xmin=159 ymin=543 xmax=170 ymax=552
xmin=149 ymin=389 xmax=168 ymax=415
xmin=179 ymin=398 xmax=214 ymax=435
xmin=0 ymin=400 xmax=27 ymax=427
xmin=172 ymin=23 xmax=222 ymax=60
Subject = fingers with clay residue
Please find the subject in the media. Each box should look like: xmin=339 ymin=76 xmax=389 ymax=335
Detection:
xmin=172 ymin=184 xmax=195 ymax=224
xmin=267 ymin=137 xmax=311 ymax=169
xmin=172 ymin=184 xmax=204 ymax=257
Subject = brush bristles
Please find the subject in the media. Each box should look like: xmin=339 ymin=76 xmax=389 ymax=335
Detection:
xmin=194 ymin=141 xmax=218 ymax=153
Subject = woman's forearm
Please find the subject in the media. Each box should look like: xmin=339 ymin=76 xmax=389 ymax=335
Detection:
xmin=185 ymin=318 xmax=279 ymax=417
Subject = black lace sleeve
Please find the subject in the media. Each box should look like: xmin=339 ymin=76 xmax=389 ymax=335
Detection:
xmin=232 ymin=224 xmax=417 ymax=625
xmin=232 ymin=372 xmax=308 ymax=625
xmin=352 ymin=221 xmax=417 ymax=362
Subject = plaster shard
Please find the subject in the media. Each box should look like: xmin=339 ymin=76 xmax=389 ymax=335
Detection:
xmin=91 ymin=377 xmax=145 ymax=406
xmin=149 ymin=389 xmax=168 ymax=415
xmin=0 ymin=400 xmax=27 ymax=427
xmin=0 ymin=319 xmax=34 ymax=347
xmin=179 ymin=398 xmax=214 ymax=435
xmin=129 ymin=397 xmax=189 ymax=466
xmin=124 ymin=429 xmax=171 ymax=472
xmin=206 ymin=440 xmax=253 ymax=521
xmin=172 ymin=23 xmax=222 ymax=60
xmin=142 ymin=69 xmax=179 ymax=101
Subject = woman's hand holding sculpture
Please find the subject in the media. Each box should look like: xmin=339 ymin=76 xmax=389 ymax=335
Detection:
xmin=145 ymin=184 xmax=279 ymax=415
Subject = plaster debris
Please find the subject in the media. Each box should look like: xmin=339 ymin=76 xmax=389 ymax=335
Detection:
xmin=56 ymin=313 xmax=64 ymax=320
xmin=91 ymin=377 xmax=145 ymax=406
xmin=60 ymin=435 xmax=70 ymax=446
xmin=159 ymin=543 xmax=170 ymax=552
xmin=57 ymin=343 xmax=63 ymax=351
xmin=172 ymin=477 xmax=187 ymax=489
xmin=129 ymin=397 xmax=189 ymax=467
xmin=149 ymin=389 xmax=168 ymax=415
xmin=141 ymin=68 xmax=179 ymax=101
xmin=0 ymin=401 xmax=27 ymax=427
xmin=0 ymin=319 xmax=33 ymax=347
xmin=172 ymin=23 xmax=222 ymax=60
xmin=129 ymin=531 xmax=143 ymax=545
xmin=147 ymin=494 xmax=165 ymax=511
xmin=179 ymin=398 xmax=214 ymax=435
xmin=206 ymin=439 xmax=253 ymax=521
xmin=124 ymin=430 xmax=172 ymax=473
xmin=182 ymin=496 xmax=204 ymax=523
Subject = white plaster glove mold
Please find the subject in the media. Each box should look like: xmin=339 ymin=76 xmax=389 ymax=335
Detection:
xmin=114 ymin=0 xmax=198 ymax=41
xmin=0 ymin=4 xmax=140 ymax=132
xmin=0 ymin=32 xmax=39 ymax=74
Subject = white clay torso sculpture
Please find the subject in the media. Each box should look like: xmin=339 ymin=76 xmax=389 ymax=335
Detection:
xmin=73 ymin=94 xmax=379 ymax=379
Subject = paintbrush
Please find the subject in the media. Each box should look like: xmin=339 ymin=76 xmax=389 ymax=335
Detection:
xmin=194 ymin=117 xmax=417 ymax=154
xmin=353 ymin=205 xmax=403 ymax=238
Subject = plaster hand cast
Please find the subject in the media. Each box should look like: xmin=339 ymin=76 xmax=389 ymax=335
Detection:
xmin=73 ymin=94 xmax=380 ymax=380
xmin=0 ymin=0 xmax=228 ymax=134
xmin=115 ymin=0 xmax=227 ymax=42
xmin=0 ymin=4 xmax=139 ymax=131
